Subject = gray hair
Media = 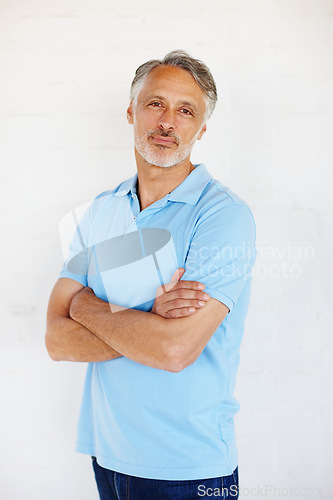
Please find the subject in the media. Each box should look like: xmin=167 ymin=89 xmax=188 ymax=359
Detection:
xmin=130 ymin=50 xmax=218 ymax=121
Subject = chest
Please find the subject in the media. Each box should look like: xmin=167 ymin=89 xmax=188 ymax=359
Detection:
xmin=86 ymin=198 xmax=198 ymax=309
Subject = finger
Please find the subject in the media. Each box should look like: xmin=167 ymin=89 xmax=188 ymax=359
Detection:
xmin=174 ymin=280 xmax=206 ymax=291
xmin=163 ymin=267 xmax=186 ymax=293
xmin=164 ymin=298 xmax=209 ymax=314
xmin=165 ymin=306 xmax=198 ymax=319
xmin=170 ymin=267 xmax=186 ymax=284
xmin=163 ymin=276 xmax=205 ymax=295
xmin=162 ymin=289 xmax=210 ymax=305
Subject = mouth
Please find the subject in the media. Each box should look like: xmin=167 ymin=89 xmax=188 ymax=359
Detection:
xmin=150 ymin=135 xmax=178 ymax=147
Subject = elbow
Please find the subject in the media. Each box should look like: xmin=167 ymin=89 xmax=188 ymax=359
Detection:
xmin=165 ymin=361 xmax=185 ymax=374
xmin=163 ymin=342 xmax=193 ymax=374
xmin=46 ymin=350 xmax=62 ymax=362
xmin=160 ymin=323 xmax=198 ymax=373
xmin=45 ymin=331 xmax=62 ymax=362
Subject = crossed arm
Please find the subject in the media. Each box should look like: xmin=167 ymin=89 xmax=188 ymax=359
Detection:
xmin=45 ymin=269 xmax=229 ymax=373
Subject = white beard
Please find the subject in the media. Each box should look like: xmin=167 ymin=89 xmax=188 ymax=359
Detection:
xmin=133 ymin=126 xmax=201 ymax=168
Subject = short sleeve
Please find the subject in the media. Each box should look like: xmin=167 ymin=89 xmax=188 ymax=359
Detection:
xmin=182 ymin=204 xmax=257 ymax=312
xmin=58 ymin=201 xmax=94 ymax=287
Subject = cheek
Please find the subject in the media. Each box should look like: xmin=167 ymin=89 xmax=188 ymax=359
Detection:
xmin=134 ymin=114 xmax=156 ymax=134
xmin=179 ymin=126 xmax=201 ymax=143
xmin=133 ymin=118 xmax=145 ymax=136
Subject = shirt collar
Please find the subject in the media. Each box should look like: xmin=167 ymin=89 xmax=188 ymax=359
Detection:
xmin=114 ymin=164 xmax=212 ymax=205
xmin=168 ymin=164 xmax=212 ymax=205
xmin=114 ymin=173 xmax=138 ymax=197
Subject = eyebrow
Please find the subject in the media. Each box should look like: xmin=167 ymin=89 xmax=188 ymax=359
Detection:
xmin=180 ymin=100 xmax=199 ymax=113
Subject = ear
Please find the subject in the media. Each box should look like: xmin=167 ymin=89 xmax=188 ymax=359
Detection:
xmin=197 ymin=124 xmax=207 ymax=141
xmin=127 ymin=101 xmax=134 ymax=124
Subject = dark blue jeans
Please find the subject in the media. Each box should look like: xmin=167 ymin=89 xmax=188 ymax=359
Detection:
xmin=91 ymin=456 xmax=239 ymax=499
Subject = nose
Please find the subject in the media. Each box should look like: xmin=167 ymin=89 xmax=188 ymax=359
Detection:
xmin=158 ymin=107 xmax=175 ymax=131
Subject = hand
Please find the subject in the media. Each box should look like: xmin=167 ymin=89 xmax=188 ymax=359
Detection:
xmin=151 ymin=268 xmax=210 ymax=319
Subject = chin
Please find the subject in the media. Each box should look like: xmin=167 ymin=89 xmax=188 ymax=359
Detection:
xmin=134 ymin=136 xmax=193 ymax=169
xmin=138 ymin=149 xmax=179 ymax=168
xmin=139 ymin=147 xmax=190 ymax=169
xmin=150 ymin=159 xmax=179 ymax=168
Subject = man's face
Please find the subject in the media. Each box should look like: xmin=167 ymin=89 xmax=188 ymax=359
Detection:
xmin=127 ymin=65 xmax=207 ymax=168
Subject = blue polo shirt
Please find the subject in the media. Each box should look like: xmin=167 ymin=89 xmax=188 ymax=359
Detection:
xmin=59 ymin=164 xmax=256 ymax=480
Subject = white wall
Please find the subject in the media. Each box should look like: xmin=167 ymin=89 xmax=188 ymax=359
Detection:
xmin=1 ymin=1 xmax=332 ymax=499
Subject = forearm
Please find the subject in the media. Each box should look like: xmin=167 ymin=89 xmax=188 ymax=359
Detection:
xmin=70 ymin=290 xmax=181 ymax=371
xmin=45 ymin=315 xmax=123 ymax=363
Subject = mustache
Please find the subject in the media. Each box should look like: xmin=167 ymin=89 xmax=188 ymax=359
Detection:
xmin=147 ymin=129 xmax=180 ymax=145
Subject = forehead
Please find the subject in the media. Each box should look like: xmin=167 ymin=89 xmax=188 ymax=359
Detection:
xmin=138 ymin=65 xmax=206 ymax=108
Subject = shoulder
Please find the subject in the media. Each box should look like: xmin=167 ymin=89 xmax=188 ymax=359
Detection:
xmin=87 ymin=177 xmax=132 ymax=217
xmin=189 ymin=180 xmax=257 ymax=267
xmin=197 ymin=178 xmax=256 ymax=233
xmin=93 ymin=179 xmax=128 ymax=204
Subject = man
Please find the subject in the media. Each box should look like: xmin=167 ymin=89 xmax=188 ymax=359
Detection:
xmin=46 ymin=50 xmax=256 ymax=499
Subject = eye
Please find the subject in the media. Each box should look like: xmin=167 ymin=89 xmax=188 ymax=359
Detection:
xmin=149 ymin=102 xmax=162 ymax=107
xmin=179 ymin=108 xmax=193 ymax=116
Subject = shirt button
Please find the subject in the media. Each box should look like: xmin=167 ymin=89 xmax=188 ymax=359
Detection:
xmin=133 ymin=216 xmax=136 ymax=220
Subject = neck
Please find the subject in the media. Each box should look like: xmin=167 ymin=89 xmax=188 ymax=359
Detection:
xmin=134 ymin=149 xmax=195 ymax=211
